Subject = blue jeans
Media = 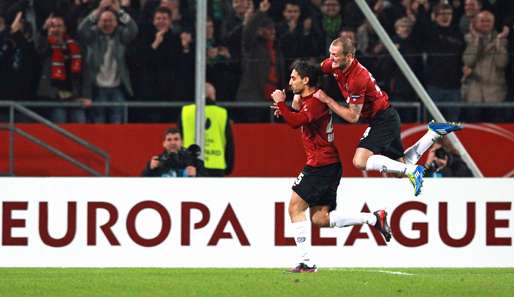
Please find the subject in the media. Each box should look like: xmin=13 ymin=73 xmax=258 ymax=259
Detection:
xmin=52 ymin=107 xmax=87 ymax=123
xmin=426 ymin=86 xmax=461 ymax=122
xmin=93 ymin=86 xmax=125 ymax=123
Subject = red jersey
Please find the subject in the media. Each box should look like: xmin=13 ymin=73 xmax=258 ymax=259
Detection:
xmin=277 ymin=93 xmax=340 ymax=167
xmin=321 ymin=58 xmax=390 ymax=122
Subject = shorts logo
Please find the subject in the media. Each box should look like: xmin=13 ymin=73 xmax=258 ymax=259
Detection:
xmin=360 ymin=127 xmax=371 ymax=140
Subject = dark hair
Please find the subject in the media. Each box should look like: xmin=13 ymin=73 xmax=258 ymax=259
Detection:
xmin=290 ymin=59 xmax=320 ymax=87
xmin=154 ymin=7 xmax=172 ymax=18
xmin=434 ymin=3 xmax=453 ymax=14
xmin=164 ymin=128 xmax=181 ymax=137
xmin=284 ymin=0 xmax=301 ymax=8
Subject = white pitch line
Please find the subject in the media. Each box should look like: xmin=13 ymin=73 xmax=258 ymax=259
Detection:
xmin=325 ymin=268 xmax=416 ymax=276
xmin=373 ymin=270 xmax=415 ymax=276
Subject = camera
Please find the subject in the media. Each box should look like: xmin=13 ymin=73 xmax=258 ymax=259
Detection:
xmin=158 ymin=151 xmax=181 ymax=169
xmin=425 ymin=161 xmax=438 ymax=171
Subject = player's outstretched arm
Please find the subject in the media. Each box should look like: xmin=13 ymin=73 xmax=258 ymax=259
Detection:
xmin=313 ymin=90 xmax=361 ymax=123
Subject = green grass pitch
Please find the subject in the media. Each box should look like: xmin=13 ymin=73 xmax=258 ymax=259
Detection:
xmin=0 ymin=268 xmax=513 ymax=297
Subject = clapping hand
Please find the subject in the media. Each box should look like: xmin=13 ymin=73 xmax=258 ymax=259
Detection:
xmin=10 ymin=12 xmax=23 ymax=34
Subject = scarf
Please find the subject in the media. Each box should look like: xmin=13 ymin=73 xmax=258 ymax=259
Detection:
xmin=322 ymin=16 xmax=342 ymax=39
xmin=49 ymin=34 xmax=82 ymax=82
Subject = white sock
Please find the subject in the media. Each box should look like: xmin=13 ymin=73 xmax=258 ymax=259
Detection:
xmin=404 ymin=130 xmax=441 ymax=164
xmin=292 ymin=220 xmax=313 ymax=265
xmin=365 ymin=155 xmax=417 ymax=175
xmin=329 ymin=210 xmax=376 ymax=227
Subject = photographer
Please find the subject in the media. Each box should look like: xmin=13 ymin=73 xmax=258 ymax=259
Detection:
xmin=424 ymin=139 xmax=472 ymax=178
xmin=141 ymin=128 xmax=204 ymax=177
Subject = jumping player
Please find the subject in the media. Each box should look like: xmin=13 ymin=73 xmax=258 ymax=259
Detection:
xmin=271 ymin=60 xmax=391 ymax=273
xmin=315 ymin=37 xmax=463 ymax=196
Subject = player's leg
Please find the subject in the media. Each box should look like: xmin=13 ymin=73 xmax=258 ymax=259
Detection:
xmin=288 ymin=191 xmax=316 ymax=272
xmin=354 ymin=147 xmax=417 ymax=176
xmin=309 ymin=206 xmax=391 ymax=242
xmin=356 ymin=108 xmax=425 ymax=196
xmin=310 ymin=205 xmax=375 ymax=227
xmin=404 ymin=121 xmax=463 ymax=165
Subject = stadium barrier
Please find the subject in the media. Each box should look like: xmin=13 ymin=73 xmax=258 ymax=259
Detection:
xmin=1 ymin=123 xmax=514 ymax=177
xmin=1 ymin=178 xmax=512 ymax=267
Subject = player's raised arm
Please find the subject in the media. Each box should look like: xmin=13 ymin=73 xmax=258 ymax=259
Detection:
xmin=314 ymin=89 xmax=362 ymax=123
xmin=271 ymin=90 xmax=309 ymax=128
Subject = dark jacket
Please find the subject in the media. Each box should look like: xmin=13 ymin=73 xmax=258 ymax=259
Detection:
xmin=413 ymin=6 xmax=465 ymax=89
xmin=141 ymin=149 xmax=194 ymax=177
xmin=78 ymin=9 xmax=138 ymax=97
xmin=0 ymin=30 xmax=39 ymax=101
xmin=135 ymin=28 xmax=192 ymax=101
xmin=383 ymin=34 xmax=424 ymax=101
xmin=425 ymin=154 xmax=473 ymax=177
xmin=236 ymin=12 xmax=285 ymax=102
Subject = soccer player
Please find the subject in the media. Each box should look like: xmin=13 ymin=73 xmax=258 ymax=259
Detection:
xmin=315 ymin=37 xmax=462 ymax=196
xmin=271 ymin=60 xmax=391 ymax=273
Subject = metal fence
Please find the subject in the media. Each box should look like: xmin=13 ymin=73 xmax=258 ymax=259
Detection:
xmin=2 ymin=100 xmax=513 ymax=123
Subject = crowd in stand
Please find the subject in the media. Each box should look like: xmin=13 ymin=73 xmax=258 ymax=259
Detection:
xmin=0 ymin=0 xmax=513 ymax=123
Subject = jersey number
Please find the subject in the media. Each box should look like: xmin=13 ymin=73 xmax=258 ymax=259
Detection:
xmin=293 ymin=172 xmax=304 ymax=187
xmin=326 ymin=111 xmax=334 ymax=143
xmin=360 ymin=127 xmax=371 ymax=140
xmin=368 ymin=72 xmax=383 ymax=95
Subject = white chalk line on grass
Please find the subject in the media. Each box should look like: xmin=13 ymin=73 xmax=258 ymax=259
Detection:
xmin=325 ymin=268 xmax=416 ymax=276
xmin=373 ymin=270 xmax=415 ymax=276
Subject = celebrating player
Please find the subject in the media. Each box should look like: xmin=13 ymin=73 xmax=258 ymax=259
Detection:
xmin=315 ymin=37 xmax=463 ymax=196
xmin=271 ymin=60 xmax=391 ymax=273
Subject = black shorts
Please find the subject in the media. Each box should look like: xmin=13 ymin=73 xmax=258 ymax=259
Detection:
xmin=291 ymin=162 xmax=342 ymax=211
xmin=358 ymin=107 xmax=404 ymax=160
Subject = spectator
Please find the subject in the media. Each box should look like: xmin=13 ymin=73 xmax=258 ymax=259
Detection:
xmin=159 ymin=0 xmax=192 ymax=34
xmin=277 ymin=0 xmax=322 ymax=77
xmin=206 ymin=17 xmax=235 ymax=102
xmin=36 ymin=15 xmax=91 ymax=123
xmin=304 ymin=0 xmax=322 ymax=21
xmin=133 ymin=6 xmax=192 ymax=122
xmin=413 ymin=2 xmax=465 ymax=122
xmin=78 ymin=0 xmax=138 ymax=123
xmin=492 ymin=0 xmax=514 ymax=103
xmin=382 ymin=16 xmax=424 ymax=122
xmin=178 ymin=82 xmax=234 ymax=177
xmin=141 ymin=127 xmax=199 ymax=177
xmin=2 ymin=0 xmax=69 ymax=43
xmin=236 ymin=2 xmax=285 ymax=120
xmin=461 ymin=10 xmax=509 ymax=121
xmin=424 ymin=138 xmax=472 ymax=177
xmin=220 ymin=0 xmax=253 ymax=101
xmin=0 ymin=11 xmax=39 ymax=104
xmin=315 ymin=0 xmax=343 ymax=53
xmin=459 ymin=0 xmax=483 ymax=36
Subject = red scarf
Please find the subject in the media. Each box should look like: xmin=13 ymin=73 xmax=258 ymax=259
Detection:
xmin=49 ymin=35 xmax=82 ymax=82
